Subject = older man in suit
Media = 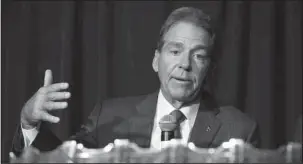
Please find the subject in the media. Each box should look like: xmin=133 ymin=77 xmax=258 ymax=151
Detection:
xmin=11 ymin=7 xmax=260 ymax=156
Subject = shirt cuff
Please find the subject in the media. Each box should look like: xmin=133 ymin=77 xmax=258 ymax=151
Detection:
xmin=21 ymin=122 xmax=41 ymax=147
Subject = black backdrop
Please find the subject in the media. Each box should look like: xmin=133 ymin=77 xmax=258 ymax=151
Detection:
xmin=1 ymin=0 xmax=302 ymax=162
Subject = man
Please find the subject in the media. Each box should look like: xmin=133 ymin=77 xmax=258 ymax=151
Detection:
xmin=11 ymin=7 xmax=260 ymax=156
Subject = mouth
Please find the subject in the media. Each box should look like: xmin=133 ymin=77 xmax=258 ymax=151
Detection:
xmin=172 ymin=77 xmax=192 ymax=84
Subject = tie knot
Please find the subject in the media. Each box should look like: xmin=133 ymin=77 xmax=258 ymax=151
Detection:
xmin=169 ymin=110 xmax=186 ymax=124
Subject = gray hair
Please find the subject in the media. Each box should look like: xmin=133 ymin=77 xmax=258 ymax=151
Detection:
xmin=156 ymin=7 xmax=216 ymax=54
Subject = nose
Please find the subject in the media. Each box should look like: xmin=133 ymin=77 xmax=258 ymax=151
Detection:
xmin=178 ymin=52 xmax=191 ymax=71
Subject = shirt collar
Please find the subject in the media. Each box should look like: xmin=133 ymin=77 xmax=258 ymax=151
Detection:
xmin=156 ymin=89 xmax=200 ymax=123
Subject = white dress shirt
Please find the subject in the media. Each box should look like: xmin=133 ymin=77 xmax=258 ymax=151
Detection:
xmin=150 ymin=90 xmax=199 ymax=149
xmin=21 ymin=122 xmax=40 ymax=147
xmin=21 ymin=90 xmax=200 ymax=149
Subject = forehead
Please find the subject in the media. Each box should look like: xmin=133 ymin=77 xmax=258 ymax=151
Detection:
xmin=163 ymin=21 xmax=211 ymax=47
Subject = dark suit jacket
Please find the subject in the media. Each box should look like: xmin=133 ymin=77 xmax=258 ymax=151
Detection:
xmin=293 ymin=115 xmax=302 ymax=143
xmin=11 ymin=91 xmax=260 ymax=156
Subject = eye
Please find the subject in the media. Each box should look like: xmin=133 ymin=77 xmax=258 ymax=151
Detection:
xmin=170 ymin=50 xmax=180 ymax=55
xmin=194 ymin=54 xmax=209 ymax=61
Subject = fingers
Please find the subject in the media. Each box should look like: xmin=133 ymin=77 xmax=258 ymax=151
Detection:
xmin=47 ymin=83 xmax=69 ymax=92
xmin=39 ymin=83 xmax=69 ymax=94
xmin=44 ymin=69 xmax=53 ymax=87
xmin=40 ymin=112 xmax=60 ymax=123
xmin=42 ymin=69 xmax=69 ymax=92
xmin=44 ymin=102 xmax=68 ymax=110
xmin=47 ymin=92 xmax=71 ymax=101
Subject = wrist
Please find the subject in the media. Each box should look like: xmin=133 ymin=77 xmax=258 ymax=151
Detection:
xmin=21 ymin=118 xmax=38 ymax=130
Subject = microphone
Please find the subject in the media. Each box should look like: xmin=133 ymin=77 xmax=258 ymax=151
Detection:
xmin=159 ymin=114 xmax=177 ymax=141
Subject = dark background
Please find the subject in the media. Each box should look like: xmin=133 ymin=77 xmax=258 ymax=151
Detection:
xmin=1 ymin=0 xmax=302 ymax=162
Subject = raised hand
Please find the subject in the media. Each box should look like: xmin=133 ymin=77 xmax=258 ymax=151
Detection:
xmin=20 ymin=69 xmax=71 ymax=129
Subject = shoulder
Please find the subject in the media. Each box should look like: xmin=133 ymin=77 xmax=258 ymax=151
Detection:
xmin=102 ymin=94 xmax=147 ymax=107
xmin=216 ymin=106 xmax=257 ymax=127
xmin=97 ymin=94 xmax=149 ymax=118
xmin=215 ymin=106 xmax=259 ymax=140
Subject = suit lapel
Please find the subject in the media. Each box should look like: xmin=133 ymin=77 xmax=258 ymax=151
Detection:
xmin=189 ymin=91 xmax=221 ymax=148
xmin=127 ymin=91 xmax=158 ymax=148
xmin=126 ymin=90 xmax=221 ymax=148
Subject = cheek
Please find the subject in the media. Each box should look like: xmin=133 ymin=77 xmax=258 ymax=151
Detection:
xmin=193 ymin=64 xmax=209 ymax=83
xmin=158 ymin=55 xmax=176 ymax=77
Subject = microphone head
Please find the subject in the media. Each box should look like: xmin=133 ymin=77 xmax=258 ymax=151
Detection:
xmin=159 ymin=114 xmax=177 ymax=131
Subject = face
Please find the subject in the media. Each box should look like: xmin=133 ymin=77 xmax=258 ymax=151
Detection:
xmin=153 ymin=21 xmax=212 ymax=103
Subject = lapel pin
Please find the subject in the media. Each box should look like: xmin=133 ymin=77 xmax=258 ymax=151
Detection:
xmin=206 ymin=126 xmax=211 ymax=132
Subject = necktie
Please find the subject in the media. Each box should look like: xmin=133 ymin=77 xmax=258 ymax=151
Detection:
xmin=169 ymin=110 xmax=186 ymax=139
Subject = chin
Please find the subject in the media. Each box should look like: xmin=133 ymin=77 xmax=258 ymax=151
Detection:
xmin=170 ymin=90 xmax=196 ymax=102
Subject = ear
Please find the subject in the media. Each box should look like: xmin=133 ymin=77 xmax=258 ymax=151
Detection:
xmin=152 ymin=50 xmax=160 ymax=72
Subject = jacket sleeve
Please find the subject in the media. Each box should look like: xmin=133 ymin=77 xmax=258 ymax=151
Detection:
xmin=10 ymin=121 xmax=62 ymax=157
xmin=11 ymin=102 xmax=102 ymax=156
xmin=67 ymin=102 xmax=103 ymax=148
xmin=12 ymin=100 xmax=123 ymax=157
xmin=293 ymin=115 xmax=302 ymax=143
xmin=246 ymin=122 xmax=261 ymax=148
xmin=11 ymin=124 xmax=26 ymax=157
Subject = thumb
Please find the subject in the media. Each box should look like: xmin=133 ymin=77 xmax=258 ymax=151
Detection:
xmin=44 ymin=69 xmax=53 ymax=87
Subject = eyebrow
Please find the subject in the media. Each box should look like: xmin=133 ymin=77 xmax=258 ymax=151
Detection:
xmin=164 ymin=41 xmax=184 ymax=48
xmin=191 ymin=45 xmax=209 ymax=52
xmin=164 ymin=41 xmax=209 ymax=50
xmin=190 ymin=45 xmax=211 ymax=57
